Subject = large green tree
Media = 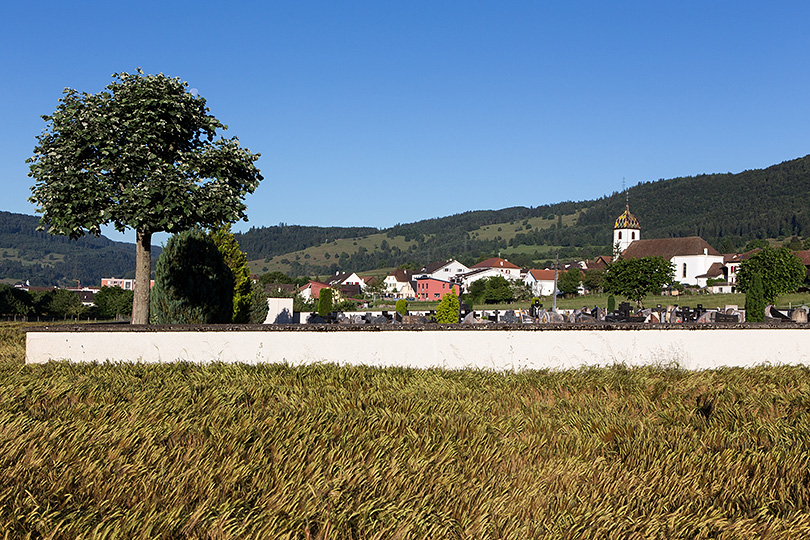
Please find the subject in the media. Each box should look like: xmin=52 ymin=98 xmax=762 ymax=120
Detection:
xmin=603 ymin=256 xmax=674 ymax=308
xmin=28 ymin=70 xmax=262 ymax=324
xmin=736 ymin=246 xmax=805 ymax=304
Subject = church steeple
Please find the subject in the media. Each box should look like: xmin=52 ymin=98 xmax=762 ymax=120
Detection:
xmin=613 ymin=204 xmax=640 ymax=259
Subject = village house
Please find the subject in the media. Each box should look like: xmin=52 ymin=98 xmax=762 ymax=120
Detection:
xmin=523 ymin=269 xmax=558 ymax=297
xmin=456 ymin=257 xmax=522 ymax=292
xmin=326 ymin=272 xmax=366 ymax=291
xmin=413 ymin=276 xmax=460 ymax=301
xmin=383 ymin=268 xmax=415 ymax=299
xmin=297 ymin=281 xmax=334 ymax=302
xmin=414 ymin=259 xmax=470 ymax=281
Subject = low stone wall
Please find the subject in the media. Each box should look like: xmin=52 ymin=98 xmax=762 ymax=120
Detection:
xmin=25 ymin=323 xmax=810 ymax=370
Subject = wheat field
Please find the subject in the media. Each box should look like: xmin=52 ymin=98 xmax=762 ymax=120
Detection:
xmin=2 ymin=324 xmax=810 ymax=538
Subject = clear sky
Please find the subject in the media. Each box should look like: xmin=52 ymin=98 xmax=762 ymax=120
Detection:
xmin=3 ymin=1 xmax=810 ymax=244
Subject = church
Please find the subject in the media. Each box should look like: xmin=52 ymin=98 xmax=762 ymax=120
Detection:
xmin=612 ymin=205 xmax=725 ymax=287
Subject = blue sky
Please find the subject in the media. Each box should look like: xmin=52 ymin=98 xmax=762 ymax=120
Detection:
xmin=3 ymin=1 xmax=810 ymax=244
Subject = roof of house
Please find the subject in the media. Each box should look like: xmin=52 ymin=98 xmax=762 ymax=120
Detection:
xmin=526 ymin=269 xmax=557 ymax=281
xmin=387 ymin=269 xmax=414 ymax=282
xmin=614 ymin=205 xmax=641 ymax=229
xmin=696 ymin=262 xmax=725 ymax=279
xmin=621 ymin=237 xmax=721 ymax=260
xmin=471 ymin=257 xmax=521 ymax=270
xmin=724 ymin=249 xmax=761 ymax=265
xmin=585 ymin=255 xmax=611 ymax=270
xmin=418 ymin=259 xmax=456 ymax=274
xmin=297 ymin=281 xmax=331 ymax=293
xmin=794 ymin=250 xmax=810 ymax=266
xmin=326 ymin=272 xmax=358 ymax=286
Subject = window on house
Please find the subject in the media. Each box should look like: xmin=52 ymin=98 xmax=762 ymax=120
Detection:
xmin=631 ymin=232 xmax=636 ymax=239
xmin=682 ymin=263 xmax=687 ymax=278
xmin=618 ymin=231 xmax=622 ymax=240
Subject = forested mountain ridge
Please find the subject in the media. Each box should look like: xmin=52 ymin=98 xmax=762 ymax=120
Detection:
xmin=5 ymin=154 xmax=810 ymax=282
xmin=0 ymin=211 xmax=153 ymax=286
xmin=239 ymin=154 xmax=810 ymax=276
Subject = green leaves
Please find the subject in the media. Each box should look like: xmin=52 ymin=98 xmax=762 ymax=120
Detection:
xmin=29 ymin=70 xmax=263 ymax=323
xmin=736 ymin=246 xmax=805 ymax=305
xmin=603 ymin=256 xmax=674 ymax=308
xmin=29 ymin=70 xmax=262 ymax=238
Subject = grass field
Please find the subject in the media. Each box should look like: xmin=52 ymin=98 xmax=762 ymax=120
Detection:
xmin=3 ymin=324 xmax=810 ymax=538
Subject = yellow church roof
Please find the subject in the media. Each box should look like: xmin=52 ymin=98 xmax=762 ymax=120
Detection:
xmin=614 ymin=205 xmax=640 ymax=229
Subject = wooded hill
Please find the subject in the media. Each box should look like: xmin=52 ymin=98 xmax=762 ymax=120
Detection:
xmin=238 ymin=154 xmax=810 ymax=276
xmin=3 ymin=154 xmax=810 ymax=282
xmin=0 ymin=212 xmax=150 ymax=287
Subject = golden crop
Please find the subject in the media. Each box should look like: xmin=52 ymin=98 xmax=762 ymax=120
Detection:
xmin=1 ymin=324 xmax=809 ymax=538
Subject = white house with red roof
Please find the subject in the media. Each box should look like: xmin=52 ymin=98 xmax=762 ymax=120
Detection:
xmin=456 ymin=257 xmax=522 ymax=292
xmin=469 ymin=257 xmax=521 ymax=279
xmin=523 ymin=269 xmax=558 ymax=297
xmin=297 ymin=281 xmax=334 ymax=302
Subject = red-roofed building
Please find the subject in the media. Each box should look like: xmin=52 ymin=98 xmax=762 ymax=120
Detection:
xmin=470 ymin=257 xmax=521 ymax=279
xmin=523 ymin=269 xmax=558 ymax=297
xmin=297 ymin=281 xmax=334 ymax=302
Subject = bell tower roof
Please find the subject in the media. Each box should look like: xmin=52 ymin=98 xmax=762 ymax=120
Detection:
xmin=614 ymin=205 xmax=640 ymax=230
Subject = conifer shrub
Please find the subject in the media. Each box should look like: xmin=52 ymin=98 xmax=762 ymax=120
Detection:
xmin=745 ymin=272 xmax=766 ymax=322
xmin=150 ymin=228 xmax=234 ymax=324
xmin=607 ymin=294 xmax=616 ymax=313
xmin=395 ymin=298 xmax=409 ymax=316
xmin=248 ymin=281 xmax=269 ymax=324
xmin=209 ymin=225 xmax=252 ymax=323
xmin=318 ymin=287 xmax=334 ymax=318
xmin=436 ymin=290 xmax=460 ymax=323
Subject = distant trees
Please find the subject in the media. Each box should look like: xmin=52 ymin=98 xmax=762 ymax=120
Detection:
xmin=736 ymin=246 xmax=805 ymax=305
xmin=582 ymin=268 xmax=605 ymax=293
xmin=93 ymin=286 xmax=134 ymax=320
xmin=0 ymin=284 xmax=34 ymax=318
xmin=466 ymin=276 xmax=513 ymax=305
xmin=558 ymin=269 xmax=583 ymax=297
xmin=41 ymin=288 xmax=83 ymax=320
xmin=603 ymin=256 xmax=674 ymax=308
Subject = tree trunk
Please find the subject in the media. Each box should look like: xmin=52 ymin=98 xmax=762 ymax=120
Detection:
xmin=132 ymin=228 xmax=152 ymax=324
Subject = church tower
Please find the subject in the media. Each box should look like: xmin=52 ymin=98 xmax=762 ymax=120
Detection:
xmin=613 ymin=204 xmax=640 ymax=259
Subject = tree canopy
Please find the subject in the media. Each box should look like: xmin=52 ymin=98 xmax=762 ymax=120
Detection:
xmin=602 ymin=256 xmax=674 ymax=308
xmin=736 ymin=246 xmax=806 ymax=304
xmin=28 ymin=70 xmax=262 ymax=323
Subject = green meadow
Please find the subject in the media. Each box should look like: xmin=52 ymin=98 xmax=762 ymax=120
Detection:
xmin=2 ymin=323 xmax=810 ymax=538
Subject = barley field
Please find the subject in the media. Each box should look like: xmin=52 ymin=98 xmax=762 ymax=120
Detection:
xmin=2 ymin=324 xmax=810 ymax=538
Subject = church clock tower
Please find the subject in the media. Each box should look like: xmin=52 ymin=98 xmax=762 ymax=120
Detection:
xmin=613 ymin=205 xmax=640 ymax=259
